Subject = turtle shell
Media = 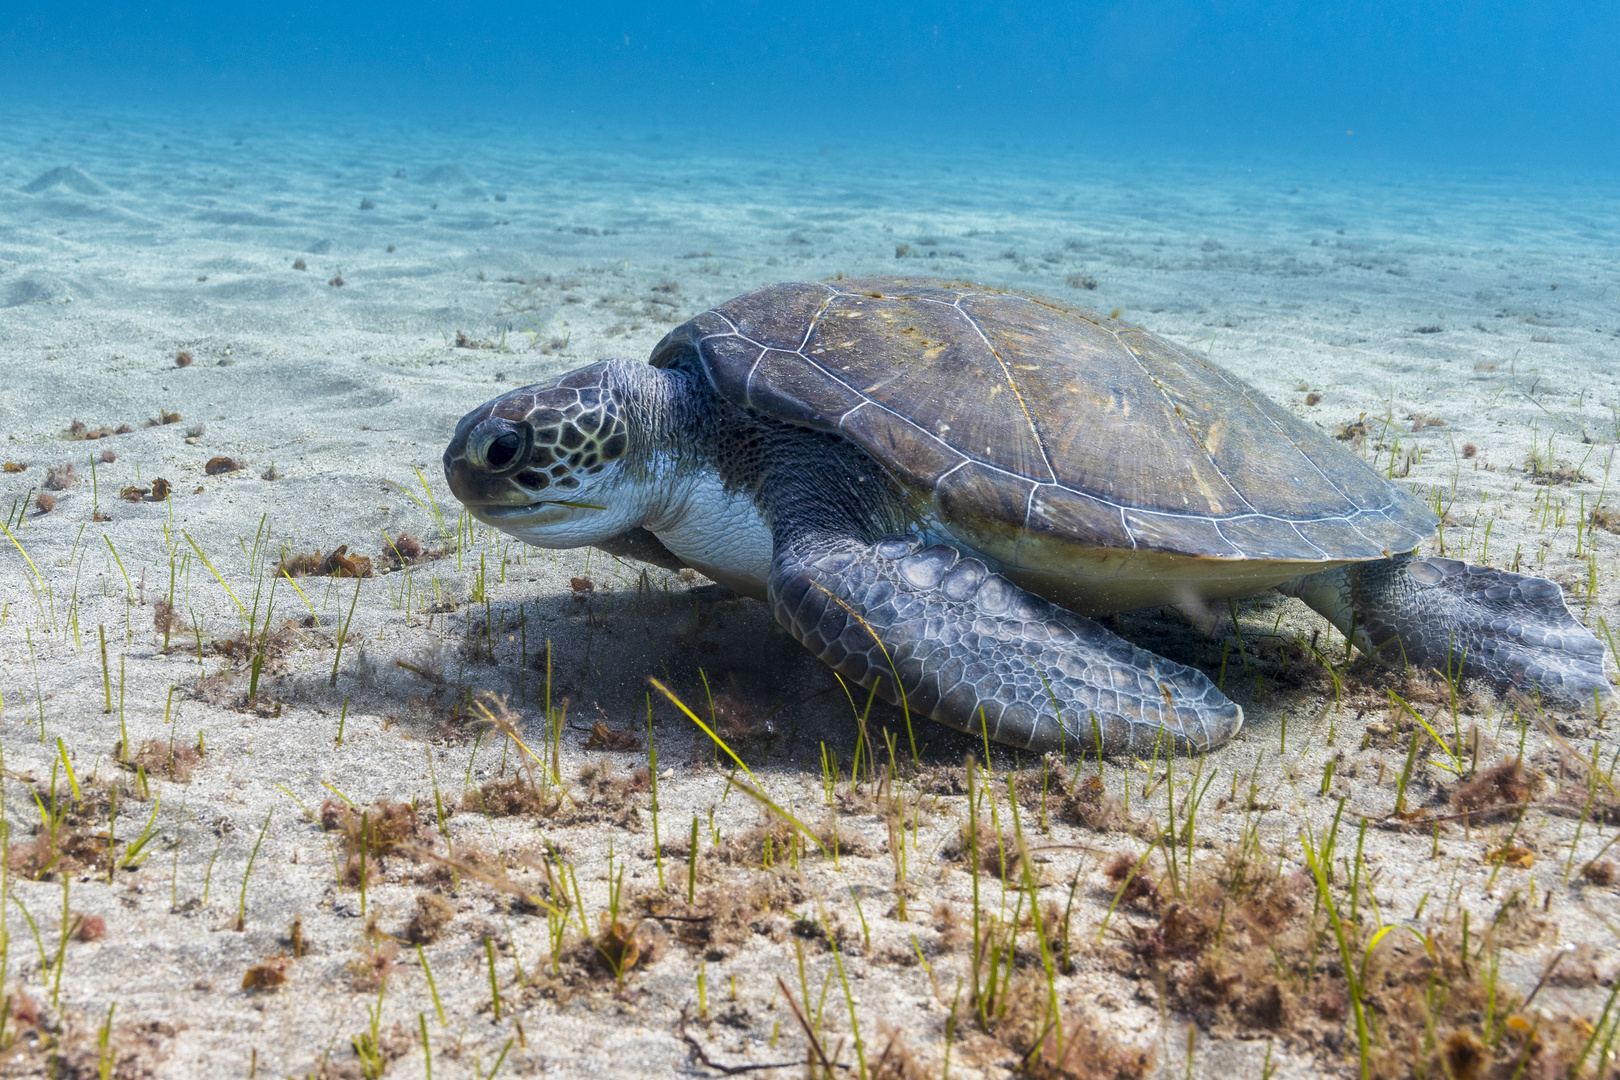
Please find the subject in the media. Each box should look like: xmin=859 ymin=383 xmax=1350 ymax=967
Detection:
xmin=650 ymin=276 xmax=1435 ymax=578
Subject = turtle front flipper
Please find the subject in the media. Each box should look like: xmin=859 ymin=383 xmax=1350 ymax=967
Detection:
xmin=769 ymin=534 xmax=1243 ymax=755
xmin=1281 ymin=554 xmax=1614 ymax=707
xmin=593 ymin=527 xmax=690 ymax=572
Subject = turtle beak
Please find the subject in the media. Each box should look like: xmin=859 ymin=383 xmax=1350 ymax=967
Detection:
xmin=443 ymin=406 xmax=534 ymax=510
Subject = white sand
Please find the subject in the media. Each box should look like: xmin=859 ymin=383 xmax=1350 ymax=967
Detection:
xmin=1 ymin=103 xmax=1617 ymax=1077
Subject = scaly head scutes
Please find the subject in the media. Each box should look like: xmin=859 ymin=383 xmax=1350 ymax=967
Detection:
xmin=443 ymin=361 xmax=645 ymax=547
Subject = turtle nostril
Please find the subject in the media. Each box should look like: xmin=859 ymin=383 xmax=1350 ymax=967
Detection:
xmin=485 ymin=431 xmax=523 ymax=469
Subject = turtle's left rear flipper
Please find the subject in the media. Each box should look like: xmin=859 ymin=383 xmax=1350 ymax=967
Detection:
xmin=1282 ymin=553 xmax=1613 ymax=707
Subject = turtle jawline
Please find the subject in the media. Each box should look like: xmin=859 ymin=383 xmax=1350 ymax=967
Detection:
xmin=472 ymin=502 xmax=546 ymax=521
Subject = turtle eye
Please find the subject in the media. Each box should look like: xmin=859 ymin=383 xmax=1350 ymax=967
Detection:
xmin=485 ymin=431 xmax=523 ymax=469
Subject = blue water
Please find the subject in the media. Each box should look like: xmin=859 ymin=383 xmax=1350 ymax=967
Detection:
xmin=5 ymin=1 xmax=1617 ymax=170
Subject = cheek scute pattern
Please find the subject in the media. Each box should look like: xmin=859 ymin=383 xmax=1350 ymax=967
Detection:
xmin=514 ymin=390 xmax=630 ymax=495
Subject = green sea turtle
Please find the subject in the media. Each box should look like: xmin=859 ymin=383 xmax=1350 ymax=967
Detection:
xmin=443 ymin=277 xmax=1611 ymax=754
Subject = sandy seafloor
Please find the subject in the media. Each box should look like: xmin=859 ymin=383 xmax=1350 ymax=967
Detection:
xmin=0 ymin=105 xmax=1618 ymax=1079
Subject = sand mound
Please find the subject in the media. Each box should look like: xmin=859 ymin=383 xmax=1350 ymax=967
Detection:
xmin=415 ymin=164 xmax=477 ymax=186
xmin=416 ymin=163 xmax=486 ymax=198
xmin=21 ymin=164 xmax=109 ymax=195
xmin=2 ymin=270 xmax=78 ymax=307
xmin=193 ymin=209 xmax=284 ymax=227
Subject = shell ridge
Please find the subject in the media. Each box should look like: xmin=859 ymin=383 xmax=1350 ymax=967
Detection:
xmin=690 ymin=311 xmax=751 ymax=411
xmin=1166 ymin=333 xmax=1372 ymax=514
xmin=1111 ymin=328 xmax=1261 ymax=517
xmin=740 ymin=342 xmax=771 ymax=410
xmin=1344 ymin=511 xmax=1423 ymax=553
xmin=850 ymin=286 xmax=972 ymax=310
xmin=1028 ymin=481 xmax=1422 ymax=540
xmin=1209 ymin=517 xmax=1238 ymax=553
xmin=1344 ymin=516 xmax=1393 ymax=549
xmin=1285 ymin=519 xmax=1332 ymax=558
xmin=836 ymin=399 xmax=869 ymax=428
xmin=954 ymin=296 xmax=1059 ymax=486
xmin=790 ymin=345 xmax=870 ymax=405
xmin=764 ymin=335 xmax=992 ymax=478
xmin=795 ymin=287 xmax=842 ymax=352
xmin=1126 ymin=509 xmax=1244 ymax=558
xmin=834 ymin=397 xmax=972 ymax=472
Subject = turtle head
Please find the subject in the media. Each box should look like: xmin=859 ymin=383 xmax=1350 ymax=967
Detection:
xmin=444 ymin=360 xmax=652 ymax=548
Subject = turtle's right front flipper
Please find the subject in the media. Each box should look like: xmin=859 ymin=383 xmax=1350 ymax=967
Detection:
xmin=769 ymin=533 xmax=1242 ymax=755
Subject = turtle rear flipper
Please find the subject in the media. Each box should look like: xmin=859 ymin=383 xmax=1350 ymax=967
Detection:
xmin=769 ymin=533 xmax=1244 ymax=755
xmin=1282 ymin=554 xmax=1614 ymax=707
